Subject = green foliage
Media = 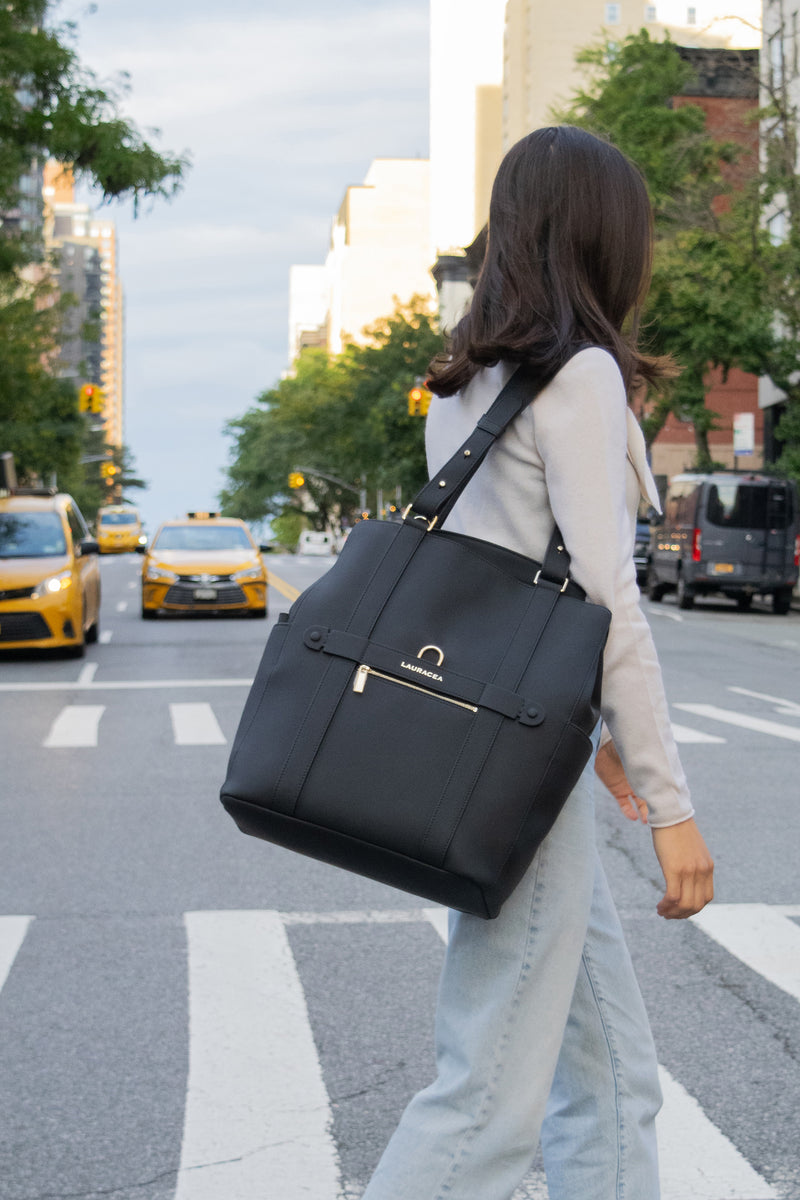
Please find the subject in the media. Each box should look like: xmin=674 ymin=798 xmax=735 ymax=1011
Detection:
xmin=556 ymin=31 xmax=774 ymax=466
xmin=220 ymin=297 xmax=443 ymax=530
xmin=0 ymin=1 xmax=188 ymax=495
xmin=0 ymin=275 xmax=83 ymax=481
xmin=270 ymin=510 xmax=309 ymax=551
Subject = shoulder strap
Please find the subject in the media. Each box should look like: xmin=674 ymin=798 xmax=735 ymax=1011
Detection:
xmin=404 ymin=349 xmax=584 ymax=584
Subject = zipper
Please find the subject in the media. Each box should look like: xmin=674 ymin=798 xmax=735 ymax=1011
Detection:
xmin=352 ymin=664 xmax=477 ymax=712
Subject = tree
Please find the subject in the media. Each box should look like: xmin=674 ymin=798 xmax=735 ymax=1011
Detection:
xmin=0 ymin=1 xmax=188 ymax=487
xmin=220 ymin=297 xmax=442 ymax=531
xmin=555 ymin=31 xmax=774 ymax=470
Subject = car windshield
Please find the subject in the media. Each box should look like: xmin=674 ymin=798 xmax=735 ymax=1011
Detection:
xmin=153 ymin=524 xmax=252 ymax=551
xmin=99 ymin=511 xmax=138 ymax=526
xmin=0 ymin=512 xmax=67 ymax=558
xmin=705 ymin=484 xmax=794 ymax=530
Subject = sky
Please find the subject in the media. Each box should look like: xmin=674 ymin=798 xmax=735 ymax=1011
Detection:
xmin=57 ymin=0 xmax=431 ymax=534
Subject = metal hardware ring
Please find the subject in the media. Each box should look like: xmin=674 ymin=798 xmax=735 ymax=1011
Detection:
xmin=417 ymin=644 xmax=445 ymax=667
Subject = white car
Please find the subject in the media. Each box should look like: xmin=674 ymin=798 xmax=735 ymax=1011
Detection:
xmin=298 ymin=530 xmax=335 ymax=556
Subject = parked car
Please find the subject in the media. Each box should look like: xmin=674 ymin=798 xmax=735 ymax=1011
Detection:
xmin=0 ymin=488 xmax=101 ymax=655
xmin=647 ymin=473 xmax=799 ymax=613
xmin=297 ymin=530 xmax=335 ymax=556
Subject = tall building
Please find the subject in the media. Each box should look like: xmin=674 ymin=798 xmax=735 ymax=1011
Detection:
xmin=429 ymin=0 xmax=507 ymax=257
xmin=288 ymin=158 xmax=435 ymax=367
xmin=759 ymin=0 xmax=798 ymax=458
xmin=42 ymin=163 xmax=125 ymax=447
xmin=503 ymin=0 xmax=762 ymax=145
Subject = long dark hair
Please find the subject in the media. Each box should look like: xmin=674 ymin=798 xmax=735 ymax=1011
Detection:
xmin=428 ymin=126 xmax=673 ymax=396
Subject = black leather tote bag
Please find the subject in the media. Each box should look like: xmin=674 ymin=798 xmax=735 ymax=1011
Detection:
xmin=220 ymin=363 xmax=611 ymax=918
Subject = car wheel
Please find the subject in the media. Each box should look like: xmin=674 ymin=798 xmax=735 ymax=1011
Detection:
xmin=250 ymin=607 xmax=268 ymax=619
xmin=646 ymin=567 xmax=667 ymax=602
xmin=773 ymin=587 xmax=793 ymax=615
xmin=676 ymin=574 xmax=695 ymax=610
xmin=735 ymin=592 xmax=753 ymax=612
xmin=86 ymin=616 xmax=99 ymax=643
xmin=141 ymin=605 xmax=157 ymax=620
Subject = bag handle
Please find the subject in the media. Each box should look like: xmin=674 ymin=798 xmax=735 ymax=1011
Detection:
xmin=403 ymin=353 xmax=581 ymax=586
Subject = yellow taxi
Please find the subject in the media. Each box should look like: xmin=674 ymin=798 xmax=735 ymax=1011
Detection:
xmin=141 ymin=512 xmax=268 ymax=619
xmin=96 ymin=505 xmax=145 ymax=554
xmin=0 ymin=489 xmax=101 ymax=656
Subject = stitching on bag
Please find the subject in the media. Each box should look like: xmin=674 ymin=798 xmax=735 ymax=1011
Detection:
xmin=225 ymin=623 xmax=290 ymax=776
xmin=418 ymin=716 xmax=487 ymax=861
xmin=497 ymin=720 xmax=592 ymax=880
xmin=430 ymin=715 xmax=504 ymax=869
xmin=273 ymin=656 xmax=340 ymax=810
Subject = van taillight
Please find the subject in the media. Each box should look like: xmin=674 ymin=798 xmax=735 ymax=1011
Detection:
xmin=795 ymin=535 xmax=800 ymax=567
xmin=692 ymin=528 xmax=702 ymax=563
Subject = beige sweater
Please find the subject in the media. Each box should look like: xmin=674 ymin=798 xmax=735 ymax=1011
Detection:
xmin=425 ymin=347 xmax=693 ymax=828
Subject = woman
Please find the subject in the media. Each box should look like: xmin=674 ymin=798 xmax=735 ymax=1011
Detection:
xmin=361 ymin=126 xmax=714 ymax=1200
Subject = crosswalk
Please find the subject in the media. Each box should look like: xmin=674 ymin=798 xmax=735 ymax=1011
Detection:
xmin=0 ymin=904 xmax=795 ymax=1199
xmin=3 ymin=681 xmax=797 ymax=750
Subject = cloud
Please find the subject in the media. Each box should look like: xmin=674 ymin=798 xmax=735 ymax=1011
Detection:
xmin=54 ymin=0 xmax=430 ymax=523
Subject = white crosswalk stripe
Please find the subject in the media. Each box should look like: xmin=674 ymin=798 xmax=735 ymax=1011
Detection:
xmin=674 ymin=703 xmax=800 ymax=742
xmin=43 ymin=704 xmax=105 ymax=747
xmin=0 ymin=915 xmax=33 ymax=992
xmin=169 ymin=703 xmax=227 ymax=746
xmin=670 ymin=721 xmax=726 ymax=744
xmin=692 ymin=904 xmax=800 ymax=1004
xmin=177 ymin=911 xmax=340 ymax=1199
xmin=0 ymin=905 xmax=793 ymax=1199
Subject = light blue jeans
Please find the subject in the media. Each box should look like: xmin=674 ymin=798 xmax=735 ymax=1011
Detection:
xmin=362 ymin=742 xmax=662 ymax=1200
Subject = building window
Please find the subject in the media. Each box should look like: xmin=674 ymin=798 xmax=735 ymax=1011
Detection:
xmin=770 ymin=32 xmax=784 ymax=87
xmin=645 ymin=3 xmax=657 ymax=19
xmin=605 ymin=3 xmax=621 ymax=23
xmin=768 ymin=211 xmax=787 ymax=245
xmin=686 ymin=6 xmax=696 ymax=23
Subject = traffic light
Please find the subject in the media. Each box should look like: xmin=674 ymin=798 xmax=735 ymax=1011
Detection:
xmin=288 ymin=472 xmax=305 ymax=489
xmin=408 ymin=385 xmax=432 ymax=416
xmin=100 ymin=462 xmax=118 ymax=479
xmin=78 ymin=383 xmax=104 ymax=414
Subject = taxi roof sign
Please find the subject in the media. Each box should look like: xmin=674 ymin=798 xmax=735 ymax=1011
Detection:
xmin=186 ymin=511 xmax=219 ymax=519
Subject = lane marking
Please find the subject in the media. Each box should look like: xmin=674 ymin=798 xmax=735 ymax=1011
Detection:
xmin=177 ymin=911 xmax=341 ymax=1200
xmin=115 ymin=601 xmax=128 ymax=613
xmin=170 ymin=703 xmax=227 ymax=746
xmin=0 ymin=916 xmax=33 ymax=994
xmin=692 ymin=903 xmax=800 ymax=1004
xmin=0 ymin=678 xmax=253 ymax=693
xmin=77 ymin=662 xmax=98 ymax=685
xmin=99 ymin=630 xmax=112 ymax=644
xmin=425 ymin=911 xmax=777 ymax=1199
xmin=656 ymin=1067 xmax=778 ymax=1199
xmin=673 ymin=703 xmax=800 ymax=743
xmin=646 ymin=607 xmax=683 ymax=622
xmin=727 ymin=686 xmax=800 ymax=719
xmin=266 ymin=570 xmax=300 ymax=603
xmin=670 ymin=721 xmax=726 ymax=745
xmin=127 ymin=580 xmax=137 ymax=590
xmin=43 ymin=705 xmax=105 ymax=748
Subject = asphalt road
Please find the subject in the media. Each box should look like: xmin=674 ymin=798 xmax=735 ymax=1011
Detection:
xmin=0 ymin=549 xmax=798 ymax=1200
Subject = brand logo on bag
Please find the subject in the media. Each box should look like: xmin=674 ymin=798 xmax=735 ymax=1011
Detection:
xmin=400 ymin=661 xmax=443 ymax=682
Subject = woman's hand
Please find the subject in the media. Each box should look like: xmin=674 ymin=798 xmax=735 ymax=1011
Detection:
xmin=595 ymin=739 xmax=648 ymax=823
xmin=651 ymin=818 xmax=714 ymax=919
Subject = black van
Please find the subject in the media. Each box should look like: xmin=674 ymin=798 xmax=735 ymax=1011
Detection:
xmin=647 ymin=473 xmax=799 ymax=613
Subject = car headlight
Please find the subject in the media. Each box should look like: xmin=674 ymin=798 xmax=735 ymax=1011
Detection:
xmin=145 ymin=566 xmax=178 ymax=583
xmin=32 ymin=569 xmax=73 ymax=598
xmin=233 ymin=565 xmax=264 ymax=582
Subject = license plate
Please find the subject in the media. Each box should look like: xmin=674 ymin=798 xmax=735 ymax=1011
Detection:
xmin=713 ymin=563 xmax=734 ymax=574
xmin=193 ymin=587 xmax=218 ymax=599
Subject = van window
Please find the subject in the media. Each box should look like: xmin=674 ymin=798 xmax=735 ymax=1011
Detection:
xmin=665 ymin=481 xmax=700 ymax=526
xmin=705 ymin=483 xmax=793 ymax=529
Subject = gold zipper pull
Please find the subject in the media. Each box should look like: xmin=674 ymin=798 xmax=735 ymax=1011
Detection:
xmin=353 ymin=664 xmax=370 ymax=694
